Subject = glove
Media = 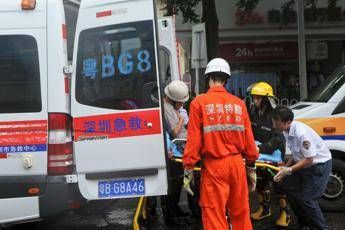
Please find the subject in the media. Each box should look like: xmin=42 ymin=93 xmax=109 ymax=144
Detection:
xmin=273 ymin=166 xmax=292 ymax=183
xmin=183 ymin=169 xmax=194 ymax=196
xmin=246 ymin=165 xmax=257 ymax=192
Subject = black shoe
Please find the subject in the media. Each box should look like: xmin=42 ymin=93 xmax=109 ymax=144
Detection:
xmin=176 ymin=206 xmax=191 ymax=218
xmin=146 ymin=208 xmax=156 ymax=217
xmin=183 ymin=216 xmax=197 ymax=224
xmin=165 ymin=216 xmax=187 ymax=226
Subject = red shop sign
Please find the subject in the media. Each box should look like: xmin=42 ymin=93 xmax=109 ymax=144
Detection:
xmin=220 ymin=42 xmax=298 ymax=62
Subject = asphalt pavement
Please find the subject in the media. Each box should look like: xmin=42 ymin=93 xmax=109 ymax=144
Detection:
xmin=7 ymin=192 xmax=345 ymax=230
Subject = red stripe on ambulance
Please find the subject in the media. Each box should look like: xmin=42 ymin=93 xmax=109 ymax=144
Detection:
xmin=73 ymin=109 xmax=162 ymax=141
xmin=0 ymin=120 xmax=47 ymax=146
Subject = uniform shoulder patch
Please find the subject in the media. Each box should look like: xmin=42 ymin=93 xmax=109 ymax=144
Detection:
xmin=302 ymin=141 xmax=311 ymax=150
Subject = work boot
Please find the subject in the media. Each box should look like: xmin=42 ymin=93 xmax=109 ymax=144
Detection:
xmin=251 ymin=190 xmax=271 ymax=220
xmin=275 ymin=195 xmax=292 ymax=228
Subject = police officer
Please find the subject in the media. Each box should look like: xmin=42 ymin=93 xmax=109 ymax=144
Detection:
xmin=183 ymin=58 xmax=259 ymax=230
xmin=272 ymin=105 xmax=332 ymax=230
xmin=249 ymin=82 xmax=291 ymax=228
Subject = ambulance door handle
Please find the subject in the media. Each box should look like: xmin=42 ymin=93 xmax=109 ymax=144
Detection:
xmin=323 ymin=127 xmax=336 ymax=133
xmin=22 ymin=154 xmax=33 ymax=169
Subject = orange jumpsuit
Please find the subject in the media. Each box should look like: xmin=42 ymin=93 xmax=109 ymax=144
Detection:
xmin=183 ymin=86 xmax=258 ymax=230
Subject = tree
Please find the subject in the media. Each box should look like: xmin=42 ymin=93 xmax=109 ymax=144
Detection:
xmin=160 ymin=0 xmax=219 ymax=60
xmin=160 ymin=0 xmax=269 ymax=60
xmin=201 ymin=0 xmax=219 ymax=60
xmin=162 ymin=0 xmax=339 ymax=61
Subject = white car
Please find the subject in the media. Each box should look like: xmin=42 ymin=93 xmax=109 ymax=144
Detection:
xmin=291 ymin=63 xmax=345 ymax=211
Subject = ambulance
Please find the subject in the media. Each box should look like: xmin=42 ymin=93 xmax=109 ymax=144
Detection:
xmin=0 ymin=0 xmax=168 ymax=225
xmin=291 ymin=64 xmax=345 ymax=211
xmin=157 ymin=16 xmax=180 ymax=85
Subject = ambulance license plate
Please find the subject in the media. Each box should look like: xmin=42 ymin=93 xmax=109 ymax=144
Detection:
xmin=98 ymin=178 xmax=145 ymax=198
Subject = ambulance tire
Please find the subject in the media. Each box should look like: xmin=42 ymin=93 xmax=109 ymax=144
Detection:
xmin=320 ymin=158 xmax=345 ymax=211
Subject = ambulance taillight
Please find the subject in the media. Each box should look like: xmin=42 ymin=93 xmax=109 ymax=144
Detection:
xmin=21 ymin=0 xmax=36 ymax=10
xmin=47 ymin=113 xmax=73 ymax=175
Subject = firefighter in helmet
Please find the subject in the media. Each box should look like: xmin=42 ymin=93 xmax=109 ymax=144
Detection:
xmin=249 ymin=82 xmax=292 ymax=228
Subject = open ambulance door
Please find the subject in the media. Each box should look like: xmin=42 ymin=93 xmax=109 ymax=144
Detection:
xmin=158 ymin=17 xmax=180 ymax=83
xmin=71 ymin=0 xmax=168 ymax=200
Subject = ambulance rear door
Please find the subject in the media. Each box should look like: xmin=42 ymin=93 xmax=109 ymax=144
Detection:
xmin=0 ymin=0 xmax=48 ymax=223
xmin=71 ymin=0 xmax=168 ymax=200
xmin=158 ymin=17 xmax=180 ymax=83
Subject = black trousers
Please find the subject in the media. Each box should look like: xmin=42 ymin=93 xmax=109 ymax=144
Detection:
xmin=161 ymin=160 xmax=184 ymax=218
xmin=277 ymin=160 xmax=332 ymax=230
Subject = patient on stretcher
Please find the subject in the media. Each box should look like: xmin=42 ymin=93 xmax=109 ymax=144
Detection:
xmin=256 ymin=141 xmax=283 ymax=163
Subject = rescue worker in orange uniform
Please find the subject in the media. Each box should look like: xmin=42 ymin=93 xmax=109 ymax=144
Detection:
xmin=182 ymin=58 xmax=259 ymax=230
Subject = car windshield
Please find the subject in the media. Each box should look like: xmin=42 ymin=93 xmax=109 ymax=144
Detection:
xmin=307 ymin=64 xmax=345 ymax=102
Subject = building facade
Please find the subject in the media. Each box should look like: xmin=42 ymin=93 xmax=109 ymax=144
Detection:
xmin=169 ymin=0 xmax=345 ymax=102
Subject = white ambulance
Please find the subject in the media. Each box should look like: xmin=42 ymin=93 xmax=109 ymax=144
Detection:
xmin=291 ymin=64 xmax=345 ymax=211
xmin=158 ymin=16 xmax=180 ymax=85
xmin=0 ymin=0 xmax=168 ymax=225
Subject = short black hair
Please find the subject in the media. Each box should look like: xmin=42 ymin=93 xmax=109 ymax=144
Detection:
xmin=271 ymin=105 xmax=294 ymax=122
xmin=206 ymin=72 xmax=229 ymax=84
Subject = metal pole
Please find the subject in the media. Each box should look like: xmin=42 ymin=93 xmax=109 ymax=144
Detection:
xmin=297 ymin=0 xmax=308 ymax=100
xmin=194 ymin=32 xmax=201 ymax=95
xmin=195 ymin=61 xmax=200 ymax=95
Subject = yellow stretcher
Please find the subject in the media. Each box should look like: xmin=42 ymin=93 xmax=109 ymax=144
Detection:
xmin=132 ymin=161 xmax=281 ymax=230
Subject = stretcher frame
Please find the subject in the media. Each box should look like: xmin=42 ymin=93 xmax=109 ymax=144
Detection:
xmin=133 ymin=158 xmax=281 ymax=230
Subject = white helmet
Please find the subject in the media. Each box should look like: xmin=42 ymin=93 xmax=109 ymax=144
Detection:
xmin=164 ymin=80 xmax=189 ymax=102
xmin=204 ymin=58 xmax=231 ymax=77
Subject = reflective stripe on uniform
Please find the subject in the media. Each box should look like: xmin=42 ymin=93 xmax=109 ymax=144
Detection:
xmin=261 ymin=126 xmax=272 ymax=132
xmin=203 ymin=124 xmax=245 ymax=133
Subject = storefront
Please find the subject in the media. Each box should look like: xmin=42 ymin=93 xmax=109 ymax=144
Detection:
xmin=219 ymin=39 xmax=344 ymax=103
xmin=172 ymin=0 xmax=345 ymax=102
xmin=220 ymin=42 xmax=299 ymax=101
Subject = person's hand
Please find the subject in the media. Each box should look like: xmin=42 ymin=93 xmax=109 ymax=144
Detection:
xmin=167 ymin=148 xmax=173 ymax=159
xmin=176 ymin=110 xmax=184 ymax=122
xmin=246 ymin=165 xmax=257 ymax=192
xmin=183 ymin=169 xmax=194 ymax=196
xmin=273 ymin=166 xmax=292 ymax=182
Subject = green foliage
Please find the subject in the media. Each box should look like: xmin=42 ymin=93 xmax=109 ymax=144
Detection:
xmin=160 ymin=0 xmax=200 ymax=23
xmin=236 ymin=0 xmax=260 ymax=12
xmin=328 ymin=0 xmax=339 ymax=8
xmin=176 ymin=0 xmax=200 ymax=23
xmin=281 ymin=0 xmax=295 ymax=25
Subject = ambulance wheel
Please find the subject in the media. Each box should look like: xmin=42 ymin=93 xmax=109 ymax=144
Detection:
xmin=320 ymin=158 xmax=345 ymax=211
